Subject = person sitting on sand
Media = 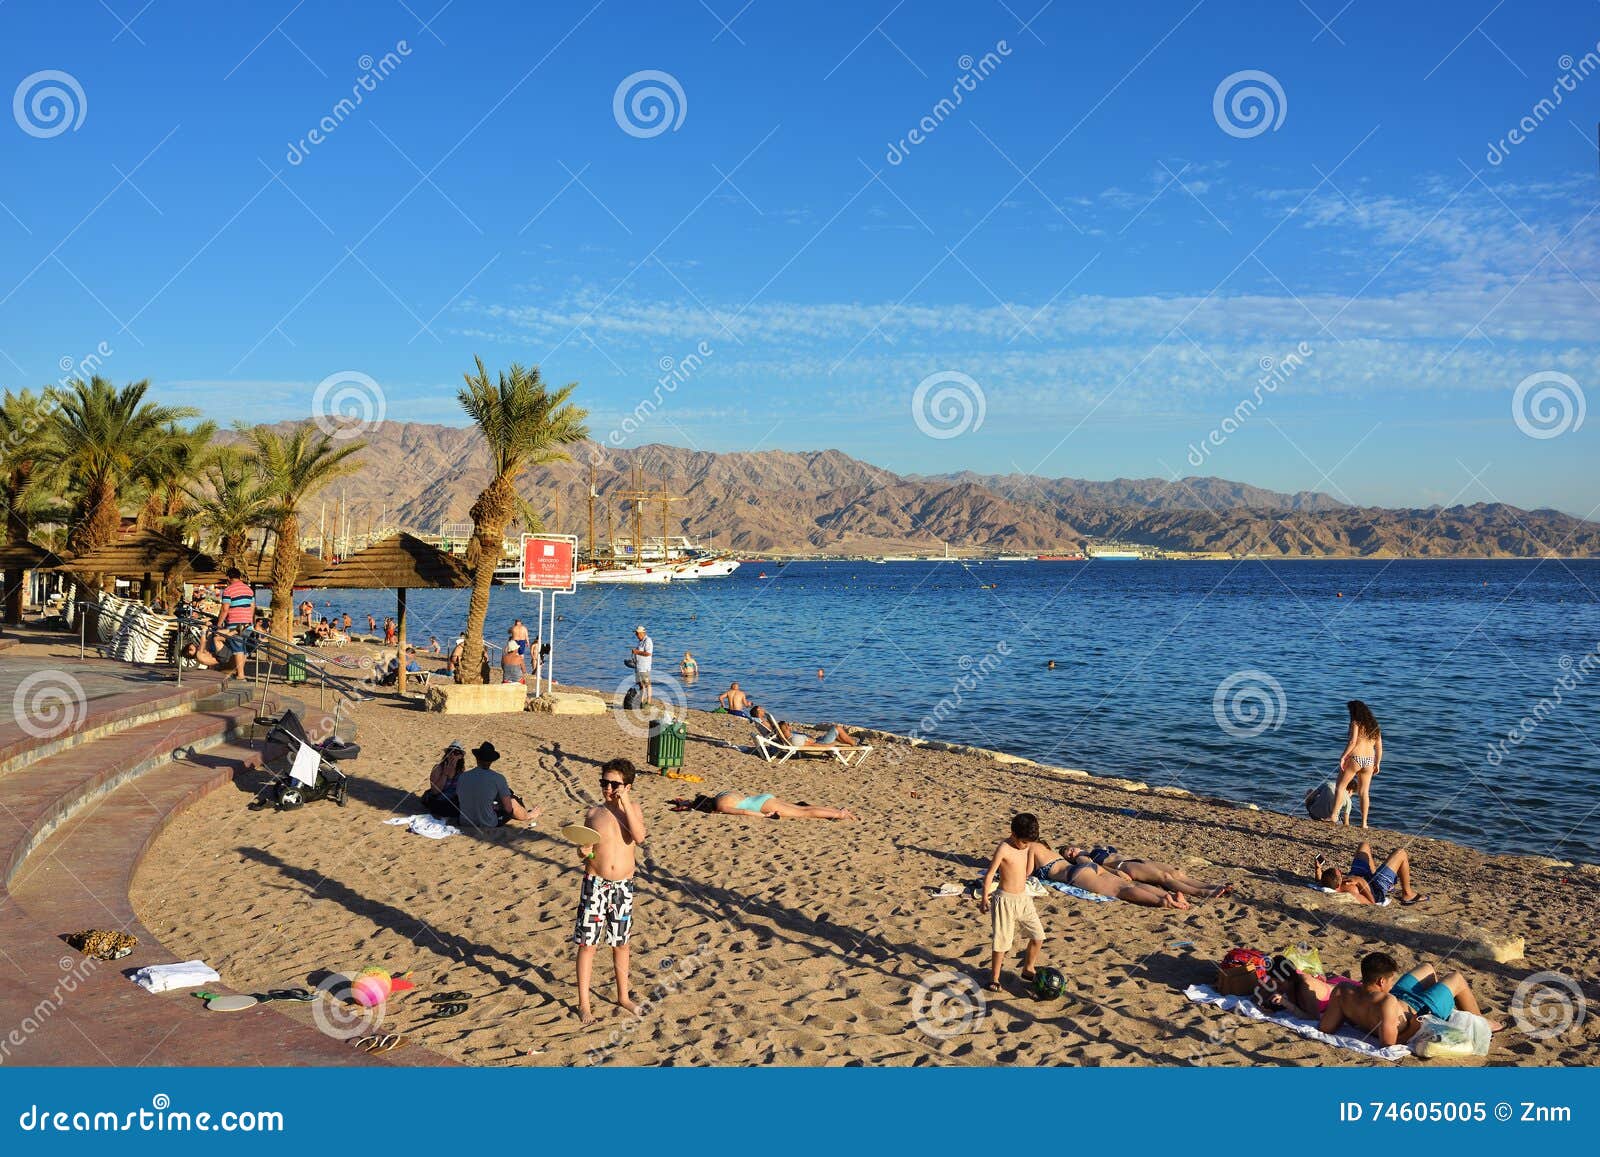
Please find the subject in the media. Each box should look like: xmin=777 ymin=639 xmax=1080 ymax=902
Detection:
xmin=718 ymin=682 xmax=751 ymax=717
xmin=1064 ymin=844 xmax=1234 ymax=899
xmin=1034 ymin=844 xmax=1191 ymax=908
xmin=1314 ymin=842 xmax=1427 ymax=905
xmin=680 ymin=791 xmax=857 ymax=821
xmin=455 ymin=742 xmax=539 ymax=829
xmin=979 ymin=813 xmax=1049 ymax=991
xmin=421 ymin=740 xmax=466 ymax=819
xmin=1320 ymin=951 xmax=1501 ymax=1046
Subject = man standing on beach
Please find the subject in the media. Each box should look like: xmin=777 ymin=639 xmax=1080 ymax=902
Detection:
xmin=574 ymin=758 xmax=647 ymax=1025
xmin=215 ymin=567 xmax=255 ymax=680
xmin=631 ymin=624 xmax=653 ymax=705
xmin=512 ymin=618 xmax=529 ymax=657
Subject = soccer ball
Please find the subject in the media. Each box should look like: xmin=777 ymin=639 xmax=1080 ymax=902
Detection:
xmin=1032 ymin=967 xmax=1066 ymax=999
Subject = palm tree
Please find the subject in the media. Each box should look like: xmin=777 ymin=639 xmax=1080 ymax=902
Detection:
xmin=455 ymin=358 xmax=587 ymax=683
xmin=0 ymin=389 xmax=54 ymax=623
xmin=41 ymin=377 xmax=198 ymax=558
xmin=185 ymin=451 xmax=271 ymax=572
xmin=135 ymin=420 xmax=218 ymax=539
xmin=244 ymin=422 xmax=366 ymax=639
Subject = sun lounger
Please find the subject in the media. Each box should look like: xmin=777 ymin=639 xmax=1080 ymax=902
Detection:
xmin=752 ymin=726 xmax=873 ymax=767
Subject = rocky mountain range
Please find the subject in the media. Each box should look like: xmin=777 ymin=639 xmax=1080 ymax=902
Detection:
xmin=276 ymin=421 xmax=1600 ymax=558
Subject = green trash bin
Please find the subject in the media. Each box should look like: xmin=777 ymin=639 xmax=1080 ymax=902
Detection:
xmin=647 ymin=718 xmax=687 ymax=770
xmin=286 ymin=651 xmax=307 ymax=685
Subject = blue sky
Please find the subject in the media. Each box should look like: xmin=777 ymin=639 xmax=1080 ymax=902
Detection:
xmin=2 ymin=1 xmax=1597 ymax=517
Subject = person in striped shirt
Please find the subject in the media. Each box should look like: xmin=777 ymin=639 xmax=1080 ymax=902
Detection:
xmin=214 ymin=567 xmax=256 ymax=679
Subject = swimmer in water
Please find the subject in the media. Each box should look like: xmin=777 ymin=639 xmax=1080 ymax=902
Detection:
xmin=1046 ymin=659 xmax=1056 ymax=669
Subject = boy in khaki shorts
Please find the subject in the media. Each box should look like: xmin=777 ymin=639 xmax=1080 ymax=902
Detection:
xmin=979 ymin=813 xmax=1047 ymax=991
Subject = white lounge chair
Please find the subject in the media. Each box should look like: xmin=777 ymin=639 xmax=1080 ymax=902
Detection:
xmin=752 ymin=725 xmax=873 ymax=768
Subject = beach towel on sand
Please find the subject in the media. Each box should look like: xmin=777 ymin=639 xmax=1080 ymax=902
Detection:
xmin=130 ymin=960 xmax=221 ymax=993
xmin=383 ymin=815 xmax=460 ymax=839
xmin=954 ymin=877 xmax=1115 ymax=904
xmin=1184 ymin=984 xmax=1412 ymax=1061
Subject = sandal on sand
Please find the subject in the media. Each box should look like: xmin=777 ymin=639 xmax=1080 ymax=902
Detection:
xmin=354 ymin=1034 xmax=406 ymax=1053
xmin=425 ymin=1001 xmax=468 ymax=1019
xmin=1400 ymin=894 xmax=1430 ymax=906
xmin=428 ymin=991 xmax=471 ymax=1004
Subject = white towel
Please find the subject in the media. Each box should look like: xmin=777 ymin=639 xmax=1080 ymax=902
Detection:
xmin=1184 ymin=983 xmax=1411 ymax=1061
xmin=1309 ymin=884 xmax=1390 ymax=906
xmin=383 ymin=815 xmax=460 ymax=839
xmin=130 ymin=960 xmax=220 ymax=993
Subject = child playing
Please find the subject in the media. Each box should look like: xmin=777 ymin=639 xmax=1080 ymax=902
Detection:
xmin=979 ymin=813 xmax=1048 ymax=991
xmin=573 ymin=758 xmax=649 ymax=1025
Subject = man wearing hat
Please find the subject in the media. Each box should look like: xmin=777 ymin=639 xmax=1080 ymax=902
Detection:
xmin=455 ymin=741 xmax=540 ymax=828
xmin=630 ymin=624 xmax=653 ymax=705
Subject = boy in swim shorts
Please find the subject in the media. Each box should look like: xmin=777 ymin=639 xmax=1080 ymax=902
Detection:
xmin=979 ymin=813 xmax=1048 ymax=991
xmin=1316 ymin=842 xmax=1425 ymax=905
xmin=573 ymin=758 xmax=648 ymax=1025
xmin=1320 ymin=952 xmax=1500 ymax=1046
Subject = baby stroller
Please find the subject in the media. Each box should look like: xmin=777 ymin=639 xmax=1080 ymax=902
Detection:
xmin=251 ymin=709 xmax=358 ymax=810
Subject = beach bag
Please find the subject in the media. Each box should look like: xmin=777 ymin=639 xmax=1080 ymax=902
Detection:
xmin=1216 ymin=947 xmax=1271 ymax=995
xmin=623 ymin=684 xmax=642 ymax=711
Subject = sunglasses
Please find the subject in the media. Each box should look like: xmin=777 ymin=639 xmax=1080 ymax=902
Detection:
xmin=600 ymin=779 xmax=625 ymax=790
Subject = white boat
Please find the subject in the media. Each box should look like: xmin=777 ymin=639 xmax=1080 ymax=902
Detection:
xmin=574 ymin=564 xmax=674 ymax=584
xmin=670 ymin=556 xmax=740 ymax=579
xmin=1088 ymin=549 xmax=1143 ymax=560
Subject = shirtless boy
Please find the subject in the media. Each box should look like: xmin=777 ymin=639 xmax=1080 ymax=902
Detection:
xmin=1320 ymin=951 xmax=1501 ymax=1046
xmin=1315 ymin=843 xmax=1426 ymax=905
xmin=573 ymin=758 xmax=649 ymax=1025
xmin=979 ymin=813 xmax=1048 ymax=991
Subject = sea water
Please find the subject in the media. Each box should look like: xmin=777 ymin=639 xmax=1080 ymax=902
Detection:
xmin=307 ymin=558 xmax=1600 ymax=862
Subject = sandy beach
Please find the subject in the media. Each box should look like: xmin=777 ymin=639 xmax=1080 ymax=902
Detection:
xmin=129 ymin=646 xmax=1600 ymax=1067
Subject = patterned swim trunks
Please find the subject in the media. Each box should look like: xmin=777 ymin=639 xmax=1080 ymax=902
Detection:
xmin=572 ymin=874 xmax=634 ymax=946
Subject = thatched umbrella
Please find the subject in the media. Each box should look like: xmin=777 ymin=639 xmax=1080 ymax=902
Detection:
xmin=299 ymin=533 xmax=473 ymax=693
xmin=189 ymin=553 xmax=327 ymax=587
xmin=47 ymin=528 xmax=219 ymax=605
xmin=0 ymin=540 xmax=69 ymax=624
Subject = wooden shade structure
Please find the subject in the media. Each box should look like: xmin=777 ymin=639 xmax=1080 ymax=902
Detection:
xmin=299 ymin=533 xmax=473 ymax=692
xmin=47 ymin=529 xmax=218 ymax=596
xmin=188 ymin=553 xmax=327 ymax=586
xmin=1 ymin=540 xmax=69 ymax=625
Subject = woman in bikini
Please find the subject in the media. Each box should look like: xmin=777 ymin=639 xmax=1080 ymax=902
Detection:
xmin=1031 ymin=843 xmax=1190 ymax=908
xmin=1333 ymin=700 xmax=1383 ymax=829
xmin=697 ymin=791 xmax=857 ymax=821
xmin=1063 ymin=844 xmax=1234 ymax=899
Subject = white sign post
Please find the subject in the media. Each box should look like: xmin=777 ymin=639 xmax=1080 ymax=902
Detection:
xmin=519 ymin=534 xmax=577 ymax=699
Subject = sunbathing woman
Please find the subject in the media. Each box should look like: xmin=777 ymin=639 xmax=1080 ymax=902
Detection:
xmin=774 ymin=718 xmax=863 ymax=747
xmin=1065 ymin=844 xmax=1234 ymax=899
xmin=686 ymin=791 xmax=857 ymax=821
xmin=1033 ymin=843 xmax=1190 ymax=908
